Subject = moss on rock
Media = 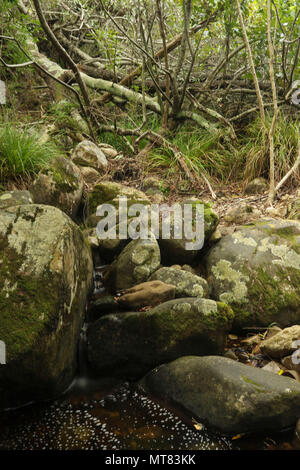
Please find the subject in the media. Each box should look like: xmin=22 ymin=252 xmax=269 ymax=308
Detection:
xmin=0 ymin=204 xmax=93 ymax=409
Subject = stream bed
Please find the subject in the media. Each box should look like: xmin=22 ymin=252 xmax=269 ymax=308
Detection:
xmin=0 ymin=377 xmax=296 ymax=451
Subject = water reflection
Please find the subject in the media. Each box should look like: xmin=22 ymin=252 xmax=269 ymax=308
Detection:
xmin=0 ymin=382 xmax=232 ymax=451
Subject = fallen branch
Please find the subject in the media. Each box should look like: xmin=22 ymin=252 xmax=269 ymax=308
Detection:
xmin=275 ymin=143 xmax=300 ymax=192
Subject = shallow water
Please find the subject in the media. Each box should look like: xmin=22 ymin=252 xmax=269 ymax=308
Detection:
xmin=0 ymin=381 xmax=233 ymax=451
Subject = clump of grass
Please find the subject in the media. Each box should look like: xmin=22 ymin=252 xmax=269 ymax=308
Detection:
xmin=149 ymin=125 xmax=237 ymax=182
xmin=240 ymin=112 xmax=300 ymax=182
xmin=149 ymin=114 xmax=300 ymax=186
xmin=0 ymin=124 xmax=60 ymax=181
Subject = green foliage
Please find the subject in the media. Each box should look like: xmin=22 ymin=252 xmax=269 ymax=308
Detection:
xmin=148 ymin=112 xmax=300 ymax=185
xmin=149 ymin=125 xmax=237 ymax=181
xmin=241 ymin=113 xmax=300 ymax=181
xmin=0 ymin=124 xmax=60 ymax=180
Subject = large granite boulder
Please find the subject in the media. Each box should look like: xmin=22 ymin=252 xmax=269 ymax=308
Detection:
xmin=30 ymin=156 xmax=84 ymax=219
xmin=206 ymin=218 xmax=300 ymax=329
xmin=0 ymin=204 xmax=93 ymax=409
xmin=87 ymin=298 xmax=234 ymax=378
xmin=140 ymin=355 xmax=300 ymax=435
xmin=158 ymin=200 xmax=219 ymax=265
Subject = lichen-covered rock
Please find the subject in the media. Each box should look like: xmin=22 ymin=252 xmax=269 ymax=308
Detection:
xmin=260 ymin=325 xmax=300 ymax=359
xmin=71 ymin=140 xmax=108 ymax=170
xmin=139 ymin=355 xmax=300 ymax=435
xmin=158 ymin=200 xmax=219 ymax=265
xmin=117 ymin=280 xmax=175 ymax=309
xmin=150 ymin=267 xmax=209 ymax=298
xmin=87 ymin=299 xmax=234 ymax=378
xmin=104 ymin=236 xmax=161 ymax=292
xmin=206 ymin=218 xmax=300 ymax=329
xmin=88 ymin=181 xmax=149 ymax=216
xmin=30 ymin=156 xmax=84 ymax=219
xmin=0 ymin=190 xmax=33 ymax=209
xmin=0 ymin=204 xmax=93 ymax=409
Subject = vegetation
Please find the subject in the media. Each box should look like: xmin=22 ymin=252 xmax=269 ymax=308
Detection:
xmin=0 ymin=0 xmax=299 ymax=197
xmin=0 ymin=123 xmax=59 ymax=180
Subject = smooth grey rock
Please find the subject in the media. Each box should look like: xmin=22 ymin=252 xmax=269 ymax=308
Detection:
xmin=140 ymin=355 xmax=300 ymax=435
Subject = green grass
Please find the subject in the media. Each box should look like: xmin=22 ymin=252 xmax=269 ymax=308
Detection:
xmin=149 ymin=124 xmax=237 ymax=182
xmin=0 ymin=124 xmax=60 ymax=181
xmin=148 ymin=114 xmax=300 ymax=185
xmin=240 ymin=113 xmax=300 ymax=182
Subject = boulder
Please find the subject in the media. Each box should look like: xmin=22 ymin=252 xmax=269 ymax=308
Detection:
xmin=140 ymin=355 xmax=300 ymax=435
xmin=0 ymin=204 xmax=93 ymax=409
xmin=87 ymin=295 xmax=122 ymax=322
xmin=117 ymin=280 xmax=176 ymax=309
xmin=0 ymin=190 xmax=33 ymax=209
xmin=150 ymin=267 xmax=209 ymax=298
xmin=206 ymin=218 xmax=300 ymax=329
xmin=104 ymin=237 xmax=161 ymax=292
xmin=245 ymin=177 xmax=268 ymax=195
xmin=260 ymin=325 xmax=300 ymax=359
xmin=158 ymin=200 xmax=219 ymax=265
xmin=87 ymin=298 xmax=234 ymax=378
xmin=80 ymin=166 xmax=100 ymax=185
xmin=88 ymin=181 xmax=149 ymax=216
xmin=99 ymin=143 xmax=119 ymax=158
xmin=30 ymin=156 xmax=84 ymax=219
xmin=71 ymin=140 xmax=108 ymax=170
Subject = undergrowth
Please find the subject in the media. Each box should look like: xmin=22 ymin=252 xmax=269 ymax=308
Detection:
xmin=148 ymin=113 xmax=300 ymax=185
xmin=0 ymin=123 xmax=60 ymax=181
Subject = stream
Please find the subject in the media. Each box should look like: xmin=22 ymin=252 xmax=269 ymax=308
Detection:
xmin=0 ymin=268 xmax=297 ymax=451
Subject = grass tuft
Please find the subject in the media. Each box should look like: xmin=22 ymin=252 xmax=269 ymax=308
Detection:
xmin=0 ymin=124 xmax=60 ymax=181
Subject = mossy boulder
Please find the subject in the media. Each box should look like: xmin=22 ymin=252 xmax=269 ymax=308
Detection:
xmin=158 ymin=200 xmax=219 ymax=265
xmin=150 ymin=267 xmax=209 ymax=298
xmin=87 ymin=298 xmax=234 ymax=378
xmin=30 ymin=156 xmax=84 ymax=219
xmin=0 ymin=204 xmax=93 ymax=409
xmin=206 ymin=218 xmax=300 ymax=329
xmin=104 ymin=236 xmax=161 ymax=292
xmin=88 ymin=181 xmax=149 ymax=216
xmin=0 ymin=191 xmax=33 ymax=210
xmin=139 ymin=355 xmax=300 ymax=435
